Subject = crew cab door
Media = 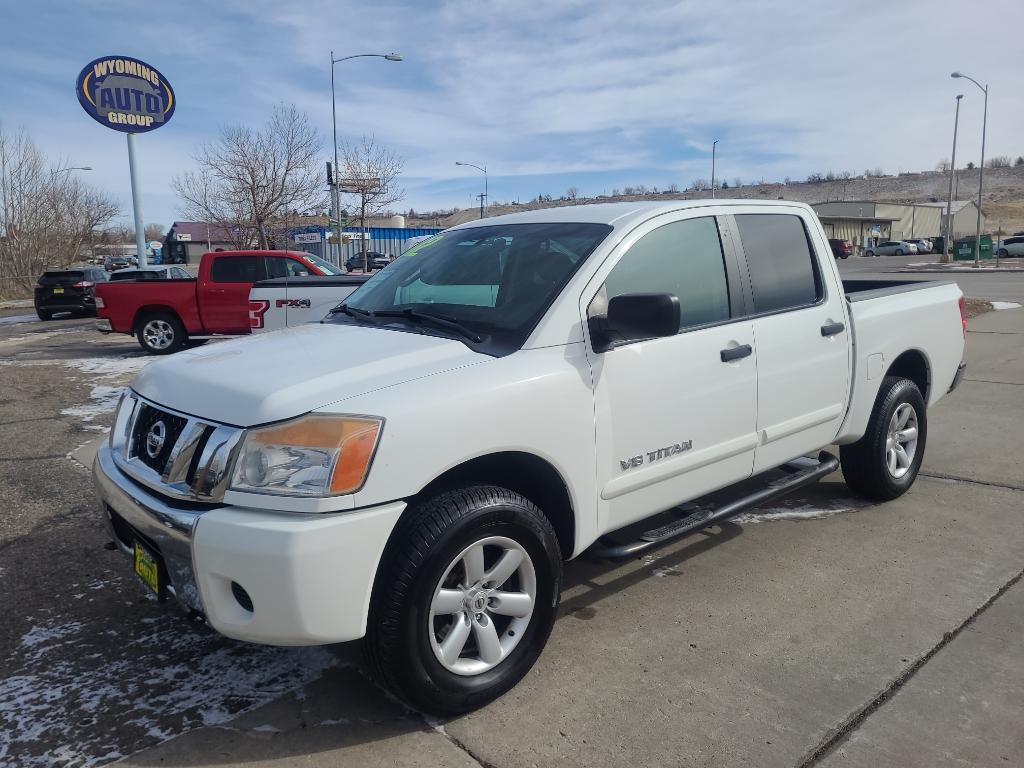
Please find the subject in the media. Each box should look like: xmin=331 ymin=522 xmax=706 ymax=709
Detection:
xmin=198 ymin=254 xmax=261 ymax=333
xmin=584 ymin=212 xmax=759 ymax=534
xmin=725 ymin=209 xmax=850 ymax=473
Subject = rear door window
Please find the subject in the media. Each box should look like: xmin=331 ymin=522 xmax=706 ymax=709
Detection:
xmin=263 ymin=256 xmax=311 ymax=278
xmin=734 ymin=214 xmax=823 ymax=314
xmin=210 ymin=255 xmax=260 ymax=282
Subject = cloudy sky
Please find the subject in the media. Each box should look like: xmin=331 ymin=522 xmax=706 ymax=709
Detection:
xmin=2 ymin=0 xmax=1022 ymax=228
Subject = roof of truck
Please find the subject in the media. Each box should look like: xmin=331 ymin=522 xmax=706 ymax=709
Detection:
xmin=448 ymin=198 xmax=812 ymax=231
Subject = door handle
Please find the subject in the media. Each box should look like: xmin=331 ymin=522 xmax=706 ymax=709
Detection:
xmin=821 ymin=322 xmax=845 ymax=337
xmin=720 ymin=344 xmax=753 ymax=362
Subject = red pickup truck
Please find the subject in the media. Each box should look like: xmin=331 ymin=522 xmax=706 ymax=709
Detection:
xmin=95 ymin=250 xmax=341 ymax=354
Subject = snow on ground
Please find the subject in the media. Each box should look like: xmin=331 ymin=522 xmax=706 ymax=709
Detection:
xmin=991 ymin=301 xmax=1022 ymax=310
xmin=734 ymin=496 xmax=869 ymax=524
xmin=0 ymin=612 xmax=339 ymax=768
xmin=57 ymin=357 xmax=154 ymax=423
xmin=0 ymin=313 xmax=39 ymax=326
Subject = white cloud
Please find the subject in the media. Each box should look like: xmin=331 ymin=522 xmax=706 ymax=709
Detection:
xmin=4 ymin=0 xmax=1022 ymax=219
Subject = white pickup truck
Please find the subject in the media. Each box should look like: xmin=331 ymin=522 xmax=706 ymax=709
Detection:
xmin=248 ymin=275 xmax=369 ymax=333
xmin=94 ymin=200 xmax=966 ymax=715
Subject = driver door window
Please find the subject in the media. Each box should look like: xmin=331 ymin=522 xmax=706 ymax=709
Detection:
xmin=590 ymin=216 xmax=732 ymax=333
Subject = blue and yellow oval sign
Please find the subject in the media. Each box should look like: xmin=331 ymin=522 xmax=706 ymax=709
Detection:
xmin=76 ymin=55 xmax=174 ymax=133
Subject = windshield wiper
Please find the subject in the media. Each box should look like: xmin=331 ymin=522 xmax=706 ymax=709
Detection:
xmin=331 ymin=303 xmax=375 ymax=320
xmin=371 ymin=308 xmax=483 ymax=343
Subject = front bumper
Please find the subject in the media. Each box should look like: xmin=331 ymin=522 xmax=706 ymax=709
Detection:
xmin=948 ymin=361 xmax=967 ymax=393
xmin=94 ymin=445 xmax=405 ymax=645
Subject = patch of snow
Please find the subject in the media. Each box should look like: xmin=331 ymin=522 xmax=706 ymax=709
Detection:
xmin=64 ymin=357 xmax=151 ymax=377
xmin=651 ymin=565 xmax=679 ymax=578
xmin=249 ymin=724 xmax=280 ymax=733
xmin=991 ymin=301 xmax=1022 ymax=310
xmin=734 ymin=497 xmax=869 ymax=524
xmin=60 ymin=385 xmax=123 ymax=421
xmin=0 ymin=614 xmax=338 ymax=767
xmin=0 ymin=313 xmax=39 ymax=326
xmin=317 ymin=717 xmax=351 ymax=727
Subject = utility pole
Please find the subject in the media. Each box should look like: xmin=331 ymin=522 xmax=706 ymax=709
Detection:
xmin=711 ymin=139 xmax=718 ymax=199
xmin=951 ymin=71 xmax=988 ymax=268
xmin=943 ymin=94 xmax=963 ymax=263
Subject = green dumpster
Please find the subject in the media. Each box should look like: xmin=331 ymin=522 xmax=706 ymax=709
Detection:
xmin=953 ymin=234 xmax=993 ymax=261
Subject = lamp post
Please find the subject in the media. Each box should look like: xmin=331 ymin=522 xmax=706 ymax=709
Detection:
xmin=330 ymin=52 xmax=402 ymax=265
xmin=943 ymin=94 xmax=963 ymax=263
xmin=711 ymin=139 xmax=718 ymax=198
xmin=455 ymin=161 xmax=488 ymax=219
xmin=951 ymin=71 xmax=988 ymax=268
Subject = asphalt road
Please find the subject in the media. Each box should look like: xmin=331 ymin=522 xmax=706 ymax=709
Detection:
xmin=837 ymin=253 xmax=1024 ymax=303
xmin=0 ymin=299 xmax=1022 ymax=768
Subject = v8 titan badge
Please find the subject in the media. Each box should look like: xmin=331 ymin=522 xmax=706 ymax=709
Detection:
xmin=76 ymin=55 xmax=175 ymax=133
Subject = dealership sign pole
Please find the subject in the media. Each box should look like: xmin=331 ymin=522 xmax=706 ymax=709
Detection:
xmin=76 ymin=56 xmax=176 ymax=268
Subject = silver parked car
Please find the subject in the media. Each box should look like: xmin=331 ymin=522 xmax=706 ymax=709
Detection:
xmin=996 ymin=236 xmax=1024 ymax=257
xmin=905 ymin=239 xmax=932 ymax=255
xmin=865 ymin=240 xmax=919 ymax=257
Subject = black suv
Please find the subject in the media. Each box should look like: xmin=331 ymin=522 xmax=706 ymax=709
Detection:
xmin=345 ymin=251 xmax=391 ymax=272
xmin=34 ymin=267 xmax=109 ymax=320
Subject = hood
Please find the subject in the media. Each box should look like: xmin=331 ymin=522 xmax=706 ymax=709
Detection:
xmin=131 ymin=323 xmax=487 ymax=426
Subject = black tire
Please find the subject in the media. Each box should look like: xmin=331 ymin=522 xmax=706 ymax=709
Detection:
xmin=136 ymin=311 xmax=186 ymax=355
xmin=865 ymin=250 xmax=875 ymax=258
xmin=841 ymin=376 xmax=927 ymax=501
xmin=840 ymin=254 xmax=849 ymax=259
xmin=895 ymin=249 xmax=904 ymax=256
xmin=998 ymin=248 xmax=1008 ymax=257
xmin=364 ymin=485 xmax=562 ymax=716
xmin=36 ymin=308 xmax=52 ymax=321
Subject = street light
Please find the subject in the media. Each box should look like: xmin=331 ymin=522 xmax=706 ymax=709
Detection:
xmin=330 ymin=51 xmax=402 ymax=266
xmin=711 ymin=139 xmax=718 ymax=199
xmin=50 ymin=166 xmax=93 ymax=177
xmin=943 ymin=94 xmax=964 ymax=263
xmin=455 ymin=161 xmax=488 ymax=219
xmin=951 ymin=71 xmax=988 ymax=268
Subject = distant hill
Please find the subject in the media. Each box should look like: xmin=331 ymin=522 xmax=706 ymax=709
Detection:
xmin=408 ymin=166 xmax=1024 ymax=235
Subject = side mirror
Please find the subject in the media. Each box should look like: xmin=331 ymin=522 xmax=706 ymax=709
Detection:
xmin=589 ymin=292 xmax=680 ymax=352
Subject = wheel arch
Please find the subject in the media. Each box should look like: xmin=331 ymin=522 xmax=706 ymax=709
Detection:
xmin=885 ymin=348 xmax=931 ymax=403
xmin=131 ymin=305 xmax=183 ymax=337
xmin=405 ymin=451 xmax=577 ymax=559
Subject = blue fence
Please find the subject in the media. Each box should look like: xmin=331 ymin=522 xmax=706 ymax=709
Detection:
xmin=288 ymin=226 xmax=444 ymax=264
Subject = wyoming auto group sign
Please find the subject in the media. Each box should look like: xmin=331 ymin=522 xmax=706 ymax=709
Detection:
xmin=76 ymin=55 xmax=175 ymax=133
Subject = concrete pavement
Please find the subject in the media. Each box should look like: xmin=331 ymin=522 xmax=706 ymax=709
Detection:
xmin=108 ymin=308 xmax=1024 ymax=767
xmin=2 ymin=306 xmax=1023 ymax=768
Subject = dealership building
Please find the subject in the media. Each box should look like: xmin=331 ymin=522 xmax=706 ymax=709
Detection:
xmin=812 ymin=200 xmax=984 ymax=250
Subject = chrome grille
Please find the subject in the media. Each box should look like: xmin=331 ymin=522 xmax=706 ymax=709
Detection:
xmin=110 ymin=392 xmax=244 ymax=503
xmin=129 ymin=403 xmax=188 ymax=473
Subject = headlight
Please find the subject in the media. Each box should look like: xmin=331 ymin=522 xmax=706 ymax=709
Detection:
xmin=230 ymin=414 xmax=383 ymax=497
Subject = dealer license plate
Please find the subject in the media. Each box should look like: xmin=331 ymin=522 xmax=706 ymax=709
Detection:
xmin=133 ymin=541 xmax=161 ymax=595
xmin=52 ymin=287 xmax=64 ymax=294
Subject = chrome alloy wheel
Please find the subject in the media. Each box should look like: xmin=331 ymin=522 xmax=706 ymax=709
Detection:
xmin=885 ymin=403 xmax=919 ymax=479
xmin=142 ymin=319 xmax=175 ymax=350
xmin=429 ymin=536 xmax=536 ymax=676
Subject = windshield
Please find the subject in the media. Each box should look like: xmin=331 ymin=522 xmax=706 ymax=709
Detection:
xmin=296 ymin=251 xmax=343 ymax=275
xmin=335 ymin=222 xmax=611 ymax=354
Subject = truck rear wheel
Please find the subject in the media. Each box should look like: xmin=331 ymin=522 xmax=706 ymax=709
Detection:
xmin=364 ymin=485 xmax=562 ymax=716
xmin=137 ymin=311 xmax=186 ymax=355
xmin=841 ymin=376 xmax=927 ymax=501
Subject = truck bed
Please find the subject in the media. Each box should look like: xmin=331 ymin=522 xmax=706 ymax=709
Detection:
xmin=843 ymin=278 xmax=955 ymax=302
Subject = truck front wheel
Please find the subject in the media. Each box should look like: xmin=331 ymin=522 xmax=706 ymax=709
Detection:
xmin=364 ymin=485 xmax=562 ymax=716
xmin=841 ymin=376 xmax=927 ymax=501
xmin=137 ymin=311 xmax=186 ymax=355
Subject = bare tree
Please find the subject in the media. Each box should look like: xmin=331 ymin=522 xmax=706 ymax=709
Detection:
xmin=986 ymin=155 xmax=1012 ymax=169
xmin=936 ymin=159 xmax=952 ymax=172
xmin=338 ymin=135 xmax=404 ymax=269
xmin=691 ymin=178 xmax=708 ymax=191
xmin=0 ymin=125 xmax=118 ymax=295
xmin=566 ymin=186 xmax=578 ymax=201
xmin=143 ymin=223 xmax=166 ymax=241
xmin=173 ymin=104 xmax=325 ymax=250
xmin=667 ymin=182 xmax=679 ymax=193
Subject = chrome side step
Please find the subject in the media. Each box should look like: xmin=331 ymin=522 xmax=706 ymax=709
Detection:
xmin=583 ymin=451 xmax=840 ymax=562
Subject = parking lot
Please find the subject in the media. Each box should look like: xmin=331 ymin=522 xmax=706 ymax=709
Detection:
xmin=1 ymin=260 xmax=1023 ymax=767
